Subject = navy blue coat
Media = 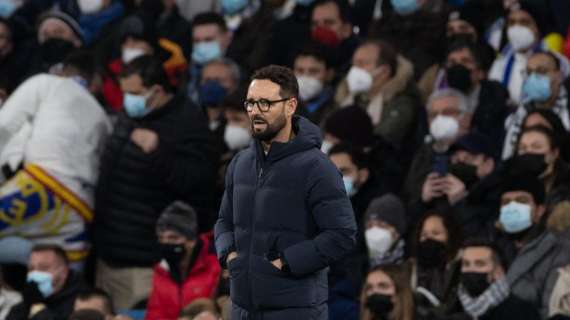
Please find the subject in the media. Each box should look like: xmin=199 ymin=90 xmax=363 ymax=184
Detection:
xmin=214 ymin=116 xmax=357 ymax=312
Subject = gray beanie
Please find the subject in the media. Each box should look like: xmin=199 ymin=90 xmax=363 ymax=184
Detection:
xmin=156 ymin=201 xmax=198 ymax=240
xmin=364 ymin=194 xmax=408 ymax=235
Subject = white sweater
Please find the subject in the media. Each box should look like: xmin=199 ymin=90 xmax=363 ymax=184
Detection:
xmin=0 ymin=74 xmax=111 ymax=206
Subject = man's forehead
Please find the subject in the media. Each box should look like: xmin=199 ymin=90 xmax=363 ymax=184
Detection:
xmin=528 ymin=54 xmax=557 ymax=70
xmin=193 ymin=24 xmax=222 ymax=37
xmin=432 ymin=96 xmax=459 ymax=110
xmin=502 ymin=190 xmax=532 ymax=200
xmin=247 ymin=80 xmax=281 ymax=98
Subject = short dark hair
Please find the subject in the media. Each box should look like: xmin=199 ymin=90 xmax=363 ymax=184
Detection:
xmin=76 ymin=288 xmax=115 ymax=316
xmin=62 ymin=50 xmax=97 ymax=86
xmin=251 ymin=65 xmax=299 ymax=100
xmin=329 ymin=143 xmax=370 ymax=169
xmin=120 ymin=56 xmax=173 ymax=93
xmin=532 ymin=51 xmax=561 ymax=71
xmin=69 ymin=309 xmax=105 ymax=320
xmin=461 ymin=238 xmax=506 ymax=270
xmin=294 ymin=41 xmax=333 ymax=69
xmin=31 ymin=244 xmax=69 ymax=266
xmin=361 ymin=40 xmax=398 ymax=78
xmin=312 ymin=0 xmax=353 ymax=24
xmin=446 ymin=39 xmax=484 ymax=70
xmin=192 ymin=12 xmax=227 ymax=32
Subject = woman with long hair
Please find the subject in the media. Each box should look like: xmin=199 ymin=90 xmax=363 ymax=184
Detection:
xmin=360 ymin=264 xmax=415 ymax=320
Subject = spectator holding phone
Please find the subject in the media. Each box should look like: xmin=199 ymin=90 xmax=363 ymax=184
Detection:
xmin=403 ymin=88 xmax=473 ymax=225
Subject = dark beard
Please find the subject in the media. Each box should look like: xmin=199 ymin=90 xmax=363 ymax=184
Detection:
xmin=251 ymin=112 xmax=287 ymax=142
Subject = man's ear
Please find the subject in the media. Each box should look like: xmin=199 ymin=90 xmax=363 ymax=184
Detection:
xmin=357 ymin=168 xmax=369 ymax=185
xmin=286 ymin=98 xmax=297 ymax=117
xmin=534 ymin=204 xmax=546 ymax=222
xmin=340 ymin=22 xmax=352 ymax=40
xmin=325 ymin=68 xmax=335 ymax=83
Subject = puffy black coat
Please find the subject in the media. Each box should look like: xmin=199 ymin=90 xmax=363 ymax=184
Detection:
xmin=94 ymin=95 xmax=214 ymax=266
xmin=214 ymin=116 xmax=356 ymax=313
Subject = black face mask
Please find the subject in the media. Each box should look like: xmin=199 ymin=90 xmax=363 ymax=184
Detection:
xmin=366 ymin=293 xmax=394 ymax=318
xmin=447 ymin=64 xmax=473 ymax=93
xmin=450 ymin=162 xmax=479 ymax=188
xmin=461 ymin=272 xmax=491 ymax=297
xmin=38 ymin=38 xmax=76 ymax=69
xmin=416 ymin=239 xmax=447 ymax=269
xmin=509 ymin=153 xmax=547 ymax=177
xmin=160 ymin=243 xmax=186 ymax=267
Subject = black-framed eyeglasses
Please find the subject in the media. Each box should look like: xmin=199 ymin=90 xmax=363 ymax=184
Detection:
xmin=243 ymin=98 xmax=290 ymax=112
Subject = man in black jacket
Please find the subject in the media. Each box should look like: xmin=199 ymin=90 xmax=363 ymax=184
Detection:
xmin=7 ymin=245 xmax=86 ymax=320
xmin=94 ymin=56 xmax=214 ymax=310
xmin=215 ymin=65 xmax=356 ymax=319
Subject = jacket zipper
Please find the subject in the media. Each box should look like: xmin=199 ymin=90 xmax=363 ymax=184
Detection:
xmin=248 ymin=160 xmax=266 ymax=307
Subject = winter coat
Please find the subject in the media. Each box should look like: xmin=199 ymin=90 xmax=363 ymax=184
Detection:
xmin=214 ymin=116 xmax=357 ymax=313
xmin=145 ymin=233 xmax=221 ymax=320
xmin=507 ymin=231 xmax=570 ymax=318
xmin=6 ymin=271 xmax=86 ymax=320
xmin=95 ymin=94 xmax=215 ymax=267
xmin=335 ymin=55 xmax=420 ymax=148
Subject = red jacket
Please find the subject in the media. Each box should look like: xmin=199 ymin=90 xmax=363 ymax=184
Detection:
xmin=145 ymin=233 xmax=221 ymax=320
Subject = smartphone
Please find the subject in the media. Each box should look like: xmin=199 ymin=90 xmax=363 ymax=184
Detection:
xmin=432 ymin=152 xmax=449 ymax=176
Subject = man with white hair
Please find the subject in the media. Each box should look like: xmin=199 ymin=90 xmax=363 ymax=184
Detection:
xmin=403 ymin=88 xmax=473 ymax=222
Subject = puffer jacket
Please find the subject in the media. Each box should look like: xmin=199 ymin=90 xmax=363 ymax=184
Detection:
xmin=214 ymin=116 xmax=356 ymax=312
xmin=94 ymin=94 xmax=214 ymax=267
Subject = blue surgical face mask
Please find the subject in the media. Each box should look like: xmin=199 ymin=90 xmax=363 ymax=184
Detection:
xmin=124 ymin=92 xmax=151 ymax=118
xmin=522 ymin=73 xmax=551 ymax=103
xmin=343 ymin=176 xmax=357 ymax=197
xmin=0 ymin=0 xmax=17 ymax=18
xmin=500 ymin=201 xmax=533 ymax=233
xmin=221 ymin=0 xmax=248 ymax=15
xmin=192 ymin=41 xmax=222 ymax=65
xmin=27 ymin=271 xmax=54 ymax=298
xmin=390 ymin=0 xmax=419 ymax=15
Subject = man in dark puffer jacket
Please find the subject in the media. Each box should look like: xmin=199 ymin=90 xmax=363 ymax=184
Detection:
xmin=93 ymin=56 xmax=214 ymax=310
xmin=215 ymin=65 xmax=356 ymax=320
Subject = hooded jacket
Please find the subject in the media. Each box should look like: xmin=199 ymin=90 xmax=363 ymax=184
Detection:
xmin=145 ymin=233 xmax=221 ymax=320
xmin=214 ymin=116 xmax=356 ymax=312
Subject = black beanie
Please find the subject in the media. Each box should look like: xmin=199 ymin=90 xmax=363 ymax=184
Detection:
xmin=156 ymin=201 xmax=198 ymax=240
xmin=501 ymin=175 xmax=545 ymax=205
xmin=364 ymin=194 xmax=408 ymax=235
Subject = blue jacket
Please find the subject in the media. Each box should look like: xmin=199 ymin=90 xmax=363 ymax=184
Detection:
xmin=214 ymin=116 xmax=357 ymax=312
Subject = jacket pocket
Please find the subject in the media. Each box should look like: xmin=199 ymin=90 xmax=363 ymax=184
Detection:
xmin=228 ymin=255 xmax=249 ymax=308
xmin=250 ymin=255 xmax=317 ymax=309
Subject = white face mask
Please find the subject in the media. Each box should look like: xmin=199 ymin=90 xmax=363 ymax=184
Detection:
xmin=224 ymin=124 xmax=252 ymax=150
xmin=347 ymin=66 xmax=373 ymax=94
xmin=77 ymin=0 xmax=103 ymax=14
xmin=365 ymin=227 xmax=394 ymax=258
xmin=507 ymin=25 xmax=536 ymax=52
xmin=297 ymin=75 xmax=324 ymax=101
xmin=321 ymin=140 xmax=333 ymax=154
xmin=430 ymin=115 xmax=460 ymax=141
xmin=122 ymin=47 xmax=146 ymax=64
